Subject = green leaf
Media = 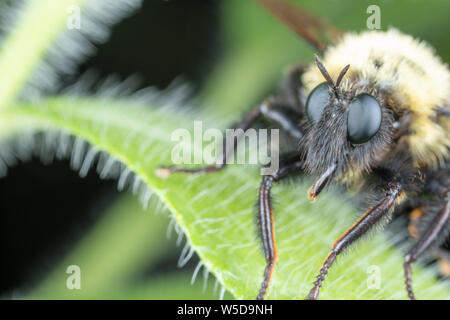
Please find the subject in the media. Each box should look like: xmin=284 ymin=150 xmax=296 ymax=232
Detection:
xmin=3 ymin=96 xmax=449 ymax=299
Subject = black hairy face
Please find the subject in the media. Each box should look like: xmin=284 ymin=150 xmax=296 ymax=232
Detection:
xmin=300 ymin=81 xmax=395 ymax=179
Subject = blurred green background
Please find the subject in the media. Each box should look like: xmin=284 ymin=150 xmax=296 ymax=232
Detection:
xmin=0 ymin=0 xmax=448 ymax=299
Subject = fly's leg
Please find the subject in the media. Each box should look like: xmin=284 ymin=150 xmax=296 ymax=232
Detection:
xmin=257 ymin=154 xmax=304 ymax=300
xmin=404 ymin=186 xmax=449 ymax=300
xmin=306 ymin=183 xmax=403 ymax=300
xmin=155 ymin=102 xmax=303 ymax=178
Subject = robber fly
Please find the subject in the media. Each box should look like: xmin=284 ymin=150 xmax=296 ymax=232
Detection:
xmin=156 ymin=0 xmax=450 ymax=300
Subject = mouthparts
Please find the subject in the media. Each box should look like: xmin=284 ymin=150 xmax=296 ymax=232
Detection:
xmin=307 ymin=163 xmax=337 ymax=201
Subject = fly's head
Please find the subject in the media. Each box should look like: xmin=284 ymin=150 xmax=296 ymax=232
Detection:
xmin=301 ymin=55 xmax=394 ymax=200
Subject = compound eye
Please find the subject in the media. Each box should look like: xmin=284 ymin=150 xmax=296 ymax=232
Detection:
xmin=347 ymin=93 xmax=382 ymax=144
xmin=306 ymin=82 xmax=330 ymax=124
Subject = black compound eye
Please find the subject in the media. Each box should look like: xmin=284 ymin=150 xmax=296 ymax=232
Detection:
xmin=306 ymin=82 xmax=330 ymax=124
xmin=347 ymin=93 xmax=382 ymax=144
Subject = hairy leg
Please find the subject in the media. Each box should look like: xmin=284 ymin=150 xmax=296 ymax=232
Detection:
xmin=404 ymin=186 xmax=449 ymax=299
xmin=155 ymin=102 xmax=304 ymax=178
xmin=257 ymin=154 xmax=304 ymax=300
xmin=306 ymin=182 xmax=403 ymax=300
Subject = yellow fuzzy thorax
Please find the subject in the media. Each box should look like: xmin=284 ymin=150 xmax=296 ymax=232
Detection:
xmin=302 ymin=28 xmax=450 ymax=167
